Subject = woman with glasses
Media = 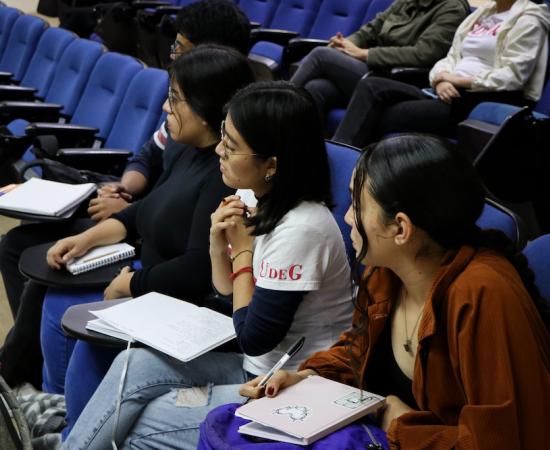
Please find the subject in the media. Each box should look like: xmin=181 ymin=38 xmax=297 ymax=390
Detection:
xmin=38 ymin=45 xmax=254 ymax=435
xmin=62 ymin=81 xmax=354 ymax=449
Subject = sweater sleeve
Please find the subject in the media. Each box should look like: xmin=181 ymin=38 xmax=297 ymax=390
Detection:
xmin=367 ymin=1 xmax=468 ymax=69
xmin=233 ymin=287 xmax=306 ymax=356
xmin=111 ymin=201 xmax=140 ymax=242
xmin=387 ymin=269 xmax=550 ymax=449
xmin=129 ymin=172 xmax=234 ymax=299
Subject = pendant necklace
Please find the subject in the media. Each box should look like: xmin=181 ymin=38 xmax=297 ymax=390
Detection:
xmin=402 ymin=288 xmax=424 ymax=355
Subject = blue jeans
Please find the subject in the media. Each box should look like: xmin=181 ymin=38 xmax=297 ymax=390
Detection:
xmin=62 ymin=348 xmax=250 ymax=449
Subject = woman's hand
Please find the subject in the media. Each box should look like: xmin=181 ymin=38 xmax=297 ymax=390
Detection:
xmin=104 ymin=266 xmax=133 ymax=300
xmin=97 ymin=183 xmax=132 ymax=201
xmin=435 ymin=80 xmax=461 ymax=103
xmin=46 ymin=235 xmax=91 ymax=269
xmin=380 ymin=395 xmax=413 ymax=432
xmin=239 ymin=369 xmax=316 ymax=400
xmin=209 ymin=195 xmax=247 ymax=256
xmin=224 ymin=213 xmax=254 ymax=255
xmin=88 ymin=196 xmax=130 ymax=221
xmin=329 ymin=33 xmax=368 ymax=61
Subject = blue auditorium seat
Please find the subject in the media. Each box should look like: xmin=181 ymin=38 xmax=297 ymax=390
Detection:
xmin=476 ymin=198 xmax=523 ymax=248
xmin=248 ymin=0 xmax=322 ymax=70
xmin=0 ymin=14 xmax=48 ymax=82
xmin=523 ymin=234 xmax=550 ymax=303
xmin=238 ymin=0 xmax=281 ymax=26
xmin=0 ymin=27 xmax=76 ymax=100
xmin=0 ymin=6 xmax=21 ymax=57
xmin=325 ymin=139 xmax=361 ymax=262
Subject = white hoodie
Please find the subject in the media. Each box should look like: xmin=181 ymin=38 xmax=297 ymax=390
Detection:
xmin=429 ymin=0 xmax=550 ymax=101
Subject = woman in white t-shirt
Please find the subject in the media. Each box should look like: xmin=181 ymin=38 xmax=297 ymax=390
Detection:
xmin=333 ymin=0 xmax=550 ymax=148
xmin=62 ymin=81 xmax=354 ymax=450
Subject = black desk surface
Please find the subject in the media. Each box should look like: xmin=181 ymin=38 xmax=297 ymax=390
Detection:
xmin=62 ymin=298 xmax=130 ymax=347
xmin=19 ymin=241 xmax=132 ymax=289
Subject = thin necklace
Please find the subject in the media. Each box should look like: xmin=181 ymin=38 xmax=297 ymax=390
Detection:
xmin=402 ymin=288 xmax=424 ymax=355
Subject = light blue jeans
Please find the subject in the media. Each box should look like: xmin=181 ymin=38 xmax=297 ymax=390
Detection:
xmin=62 ymin=348 xmax=250 ymax=449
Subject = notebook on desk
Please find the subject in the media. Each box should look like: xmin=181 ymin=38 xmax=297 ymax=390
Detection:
xmin=66 ymin=243 xmax=135 ymax=275
xmin=236 ymin=375 xmax=385 ymax=445
xmin=0 ymin=178 xmax=96 ymax=217
xmin=85 ymin=292 xmax=236 ymax=362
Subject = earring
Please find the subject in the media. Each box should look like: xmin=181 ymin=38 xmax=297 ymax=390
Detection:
xmin=264 ymin=174 xmax=273 ymax=183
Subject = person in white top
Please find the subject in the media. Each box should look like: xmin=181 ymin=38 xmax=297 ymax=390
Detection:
xmin=62 ymin=82 xmax=354 ymax=450
xmin=332 ymin=0 xmax=550 ymax=148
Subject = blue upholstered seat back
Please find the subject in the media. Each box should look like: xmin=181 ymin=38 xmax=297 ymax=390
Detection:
xmin=105 ymin=68 xmax=169 ymax=152
xmin=325 ymin=140 xmax=361 ymax=262
xmin=0 ymin=14 xmax=47 ymax=81
xmin=45 ymin=39 xmax=105 ymax=117
xmin=20 ymin=27 xmax=75 ymax=98
xmin=238 ymin=0 xmax=280 ymax=26
xmin=0 ymin=6 xmax=21 ymax=57
xmin=523 ymin=235 xmax=550 ymax=304
xmin=70 ymin=52 xmax=143 ymax=139
xmin=307 ymin=0 xmax=370 ymax=40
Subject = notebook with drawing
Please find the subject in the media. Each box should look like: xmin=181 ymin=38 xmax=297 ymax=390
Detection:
xmin=236 ymin=375 xmax=385 ymax=445
xmin=66 ymin=243 xmax=135 ymax=275
xmin=86 ymin=292 xmax=236 ymax=362
xmin=0 ymin=178 xmax=96 ymax=217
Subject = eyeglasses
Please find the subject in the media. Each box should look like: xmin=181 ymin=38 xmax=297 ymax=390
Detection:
xmin=220 ymin=120 xmax=260 ymax=160
xmin=169 ymin=39 xmax=186 ymax=56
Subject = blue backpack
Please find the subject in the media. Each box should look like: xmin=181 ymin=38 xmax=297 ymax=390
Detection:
xmin=198 ymin=403 xmax=388 ymax=450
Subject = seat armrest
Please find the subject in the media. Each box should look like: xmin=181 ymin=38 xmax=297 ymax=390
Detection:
xmin=249 ymin=21 xmax=261 ymax=30
xmin=456 ymin=119 xmax=499 ymax=161
xmin=250 ymin=29 xmax=299 ymax=46
xmin=0 ymin=72 xmax=14 ymax=84
xmin=56 ymin=148 xmax=132 ymax=175
xmin=0 ymin=101 xmax=62 ymax=124
xmin=285 ymin=38 xmax=329 ymax=64
xmin=133 ymin=0 xmax=172 ymax=9
xmin=26 ymin=123 xmax=99 ymax=148
xmin=0 ymin=85 xmax=37 ymax=101
xmin=389 ymin=67 xmax=430 ymax=88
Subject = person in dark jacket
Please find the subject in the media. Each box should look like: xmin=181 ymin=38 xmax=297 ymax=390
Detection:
xmin=290 ymin=0 xmax=470 ymax=116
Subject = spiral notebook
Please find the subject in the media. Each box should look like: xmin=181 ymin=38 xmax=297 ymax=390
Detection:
xmin=0 ymin=178 xmax=96 ymax=217
xmin=236 ymin=376 xmax=385 ymax=445
xmin=66 ymin=243 xmax=135 ymax=275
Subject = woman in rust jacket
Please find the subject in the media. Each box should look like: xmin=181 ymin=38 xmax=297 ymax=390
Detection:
xmin=241 ymin=134 xmax=550 ymax=449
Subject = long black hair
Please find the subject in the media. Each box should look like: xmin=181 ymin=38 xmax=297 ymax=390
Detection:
xmin=347 ymin=134 xmax=550 ymax=384
xmin=226 ymin=81 xmax=333 ymax=235
xmin=169 ymin=45 xmax=254 ymax=137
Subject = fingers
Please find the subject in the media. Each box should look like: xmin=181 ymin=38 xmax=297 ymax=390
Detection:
xmin=239 ymin=376 xmax=265 ymax=399
xmin=263 ymin=370 xmax=290 ymax=397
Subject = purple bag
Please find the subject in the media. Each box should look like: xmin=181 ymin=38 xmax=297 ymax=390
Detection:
xmin=198 ymin=403 xmax=388 ymax=450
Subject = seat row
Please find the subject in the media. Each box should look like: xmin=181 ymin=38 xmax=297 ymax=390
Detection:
xmin=0 ymin=6 xmax=168 ymax=184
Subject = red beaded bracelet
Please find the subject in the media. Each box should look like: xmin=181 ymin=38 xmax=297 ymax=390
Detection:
xmin=229 ymin=266 xmax=254 ymax=281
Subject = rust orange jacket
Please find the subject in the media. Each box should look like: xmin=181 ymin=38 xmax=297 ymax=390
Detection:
xmin=300 ymin=245 xmax=550 ymax=449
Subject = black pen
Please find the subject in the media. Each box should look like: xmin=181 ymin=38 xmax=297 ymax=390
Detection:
xmin=258 ymin=336 xmax=306 ymax=388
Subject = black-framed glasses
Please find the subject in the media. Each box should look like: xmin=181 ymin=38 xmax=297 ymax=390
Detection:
xmin=220 ymin=120 xmax=260 ymax=160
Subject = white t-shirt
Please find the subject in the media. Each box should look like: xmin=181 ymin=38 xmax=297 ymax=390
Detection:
xmin=235 ymin=192 xmax=353 ymax=375
xmin=454 ymin=10 xmax=511 ymax=78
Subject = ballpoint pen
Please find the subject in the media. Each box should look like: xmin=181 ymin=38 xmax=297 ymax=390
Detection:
xmin=258 ymin=336 xmax=306 ymax=388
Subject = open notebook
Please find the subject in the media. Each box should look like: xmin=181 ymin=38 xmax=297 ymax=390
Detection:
xmin=0 ymin=178 xmax=96 ymax=217
xmin=66 ymin=243 xmax=135 ymax=275
xmin=86 ymin=292 xmax=236 ymax=362
xmin=236 ymin=375 xmax=385 ymax=445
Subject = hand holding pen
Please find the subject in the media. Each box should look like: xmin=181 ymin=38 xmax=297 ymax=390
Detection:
xmin=239 ymin=336 xmax=310 ymax=402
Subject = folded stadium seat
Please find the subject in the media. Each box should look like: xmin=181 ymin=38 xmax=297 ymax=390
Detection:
xmin=25 ymin=67 xmax=170 ymax=176
xmin=523 ymin=234 xmax=550 ymax=303
xmin=324 ymin=0 xmax=393 ymax=134
xmin=0 ymin=6 xmax=22 ymax=58
xmin=1 ymin=52 xmax=142 ymax=181
xmin=0 ymin=39 xmax=105 ymax=181
xmin=0 ymin=27 xmax=76 ymax=102
xmin=0 ymin=15 xmax=48 ymax=83
xmin=247 ymin=0 xmax=322 ymax=76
